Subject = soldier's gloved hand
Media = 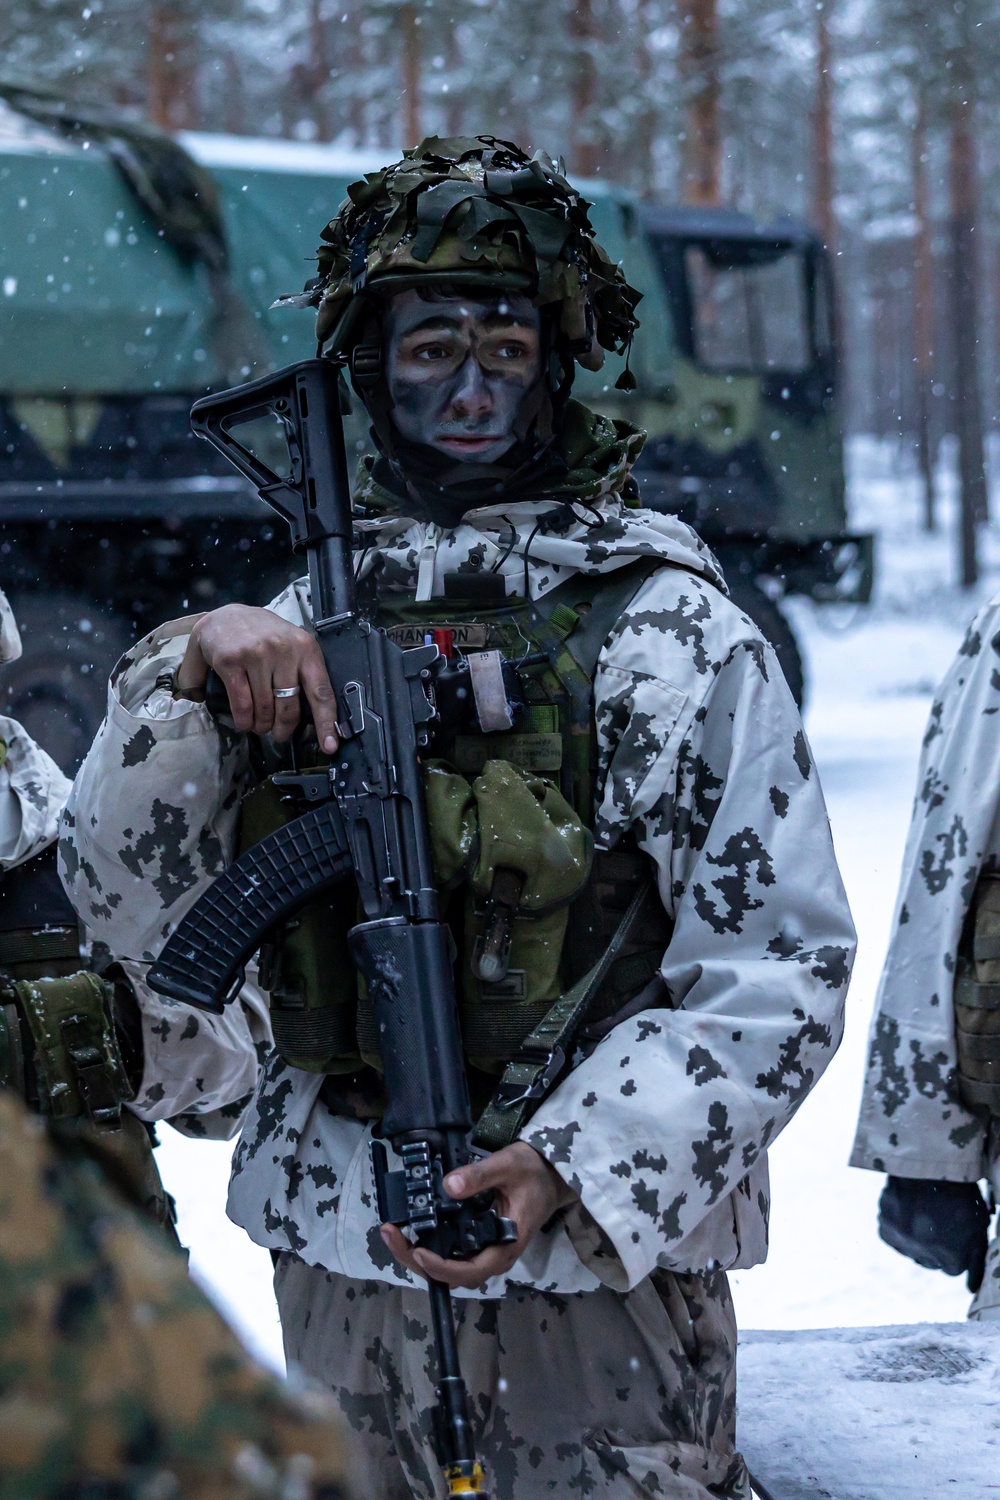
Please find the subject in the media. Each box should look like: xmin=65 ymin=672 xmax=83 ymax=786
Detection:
xmin=878 ymin=1175 xmax=991 ymax=1292
xmin=175 ymin=603 xmax=339 ymax=751
xmin=380 ymin=1141 xmax=578 ymax=1291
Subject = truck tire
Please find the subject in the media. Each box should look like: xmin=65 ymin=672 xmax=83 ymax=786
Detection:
xmin=725 ymin=575 xmax=806 ymax=708
xmin=1 ymin=593 xmax=133 ymax=773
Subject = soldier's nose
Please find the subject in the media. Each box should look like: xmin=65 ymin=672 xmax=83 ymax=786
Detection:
xmin=448 ymin=356 xmax=492 ymax=421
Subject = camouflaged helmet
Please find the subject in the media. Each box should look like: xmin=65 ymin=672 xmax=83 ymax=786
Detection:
xmin=287 ymin=135 xmax=642 ymax=388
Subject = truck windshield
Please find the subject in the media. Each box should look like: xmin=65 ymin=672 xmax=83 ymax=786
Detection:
xmin=647 ymin=232 xmax=816 ymax=376
xmin=684 ymin=245 xmax=809 ymax=373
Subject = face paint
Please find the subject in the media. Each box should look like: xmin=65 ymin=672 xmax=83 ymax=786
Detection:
xmin=384 ymin=291 xmax=542 ymax=464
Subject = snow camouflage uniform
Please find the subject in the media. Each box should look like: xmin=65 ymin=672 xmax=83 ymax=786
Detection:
xmin=0 ymin=586 xmax=265 ymax=1235
xmin=0 ymin=1084 xmax=356 ymax=1499
xmin=851 ymin=593 xmax=1000 ymax=1320
xmin=61 ymin=138 xmax=855 ymax=1499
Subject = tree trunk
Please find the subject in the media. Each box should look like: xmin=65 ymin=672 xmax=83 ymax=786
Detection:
xmin=912 ymin=97 xmax=935 ymax=530
xmin=812 ymin=2 xmax=836 ymax=255
xmin=634 ymin=0 xmax=657 ymax=197
xmin=147 ymin=4 xmax=195 ymax=131
xmin=948 ymin=97 xmax=987 ymax=585
xmin=568 ymin=0 xmax=600 ymax=178
xmin=400 ymin=3 xmax=422 ymax=148
xmin=309 ymin=0 xmax=333 ymax=141
xmin=679 ymin=0 xmax=720 ymax=205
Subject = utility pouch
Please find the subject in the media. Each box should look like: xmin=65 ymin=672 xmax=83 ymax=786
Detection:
xmin=1 ymin=971 xmax=132 ymax=1129
xmin=418 ymin=757 xmax=593 ymax=1074
xmin=956 ymin=873 xmax=1000 ymax=1116
xmin=240 ymin=775 xmax=361 ymax=1074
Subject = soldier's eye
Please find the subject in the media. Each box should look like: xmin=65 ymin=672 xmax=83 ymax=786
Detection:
xmin=413 ymin=341 xmax=454 ymax=362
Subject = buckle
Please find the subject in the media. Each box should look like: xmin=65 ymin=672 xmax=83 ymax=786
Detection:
xmin=494 ymin=1044 xmax=566 ymax=1109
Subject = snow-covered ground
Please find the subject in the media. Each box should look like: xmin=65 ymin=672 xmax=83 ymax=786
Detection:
xmin=154 ymin=437 xmax=1000 ymax=1371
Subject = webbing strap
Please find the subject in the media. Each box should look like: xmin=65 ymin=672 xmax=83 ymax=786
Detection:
xmin=534 ymin=556 xmax=665 ymax=678
xmin=472 ymin=877 xmax=657 ymax=1152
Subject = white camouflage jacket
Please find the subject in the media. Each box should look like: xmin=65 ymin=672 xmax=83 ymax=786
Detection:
xmin=0 ymin=713 xmax=262 ymax=1139
xmin=852 ymin=593 xmax=1000 ymax=1196
xmin=62 ymin=496 xmax=854 ymax=1296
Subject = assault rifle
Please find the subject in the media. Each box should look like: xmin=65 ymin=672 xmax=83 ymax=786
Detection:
xmin=146 ymin=358 xmax=515 ymax=1498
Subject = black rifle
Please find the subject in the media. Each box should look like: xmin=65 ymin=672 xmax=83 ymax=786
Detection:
xmin=146 ymin=358 xmax=514 ymax=1498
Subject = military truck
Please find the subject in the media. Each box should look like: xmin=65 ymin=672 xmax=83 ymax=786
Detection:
xmin=0 ymin=91 xmax=867 ymax=766
xmin=0 ymin=88 xmax=385 ymax=767
xmin=572 ymin=202 xmax=873 ymax=706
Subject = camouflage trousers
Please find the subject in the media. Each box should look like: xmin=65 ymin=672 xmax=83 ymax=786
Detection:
xmin=275 ymin=1254 xmax=751 ymax=1499
xmin=970 ymin=1231 xmax=1000 ymax=1320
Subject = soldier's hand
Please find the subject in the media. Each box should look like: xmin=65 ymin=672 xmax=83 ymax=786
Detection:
xmin=175 ymin=604 xmax=339 ymax=751
xmin=380 ymin=1141 xmax=578 ymax=1291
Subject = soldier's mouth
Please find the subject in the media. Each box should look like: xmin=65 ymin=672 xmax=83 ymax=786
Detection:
xmin=435 ymin=434 xmax=508 ymax=454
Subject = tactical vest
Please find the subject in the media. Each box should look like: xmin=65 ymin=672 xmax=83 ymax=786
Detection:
xmin=0 ymin=842 xmax=178 ymax=1236
xmin=955 ymin=872 xmax=1000 ymax=1117
xmin=244 ymin=558 xmax=674 ymax=1134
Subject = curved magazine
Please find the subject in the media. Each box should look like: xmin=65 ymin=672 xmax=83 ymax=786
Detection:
xmin=146 ymin=800 xmax=353 ymax=1012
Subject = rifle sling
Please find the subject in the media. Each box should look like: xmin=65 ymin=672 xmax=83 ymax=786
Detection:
xmin=472 ymin=875 xmax=659 ymax=1152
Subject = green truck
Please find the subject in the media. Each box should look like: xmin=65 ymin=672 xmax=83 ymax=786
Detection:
xmin=0 ymin=95 xmax=870 ymax=766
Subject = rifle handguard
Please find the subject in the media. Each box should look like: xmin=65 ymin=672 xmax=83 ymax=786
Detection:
xmin=147 ymin=800 xmax=353 ymax=1012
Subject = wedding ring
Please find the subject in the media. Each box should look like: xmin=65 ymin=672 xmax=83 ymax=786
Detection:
xmin=273 ymin=685 xmax=301 ymax=699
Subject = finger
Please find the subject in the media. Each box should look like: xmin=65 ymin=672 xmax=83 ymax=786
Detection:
xmin=217 ymin=667 xmax=255 ymax=731
xmin=443 ymin=1152 xmax=507 ymax=1200
xmin=411 ymin=1244 xmax=520 ymax=1291
xmin=175 ymin=631 xmax=210 ymax=697
xmin=270 ymin=686 xmax=303 ymax=743
xmin=299 ymin=644 xmax=339 ymax=754
xmin=244 ymin=649 xmax=277 ymax=737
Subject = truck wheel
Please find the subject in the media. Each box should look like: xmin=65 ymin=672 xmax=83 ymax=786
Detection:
xmin=1 ymin=593 xmax=133 ymax=774
xmin=725 ymin=576 xmax=806 ymax=708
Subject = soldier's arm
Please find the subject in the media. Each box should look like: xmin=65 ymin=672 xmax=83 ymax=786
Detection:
xmin=850 ymin=598 xmax=1000 ymax=1183
xmin=57 ymin=586 xmax=313 ymax=1128
xmin=520 ymin=573 xmax=855 ymax=1291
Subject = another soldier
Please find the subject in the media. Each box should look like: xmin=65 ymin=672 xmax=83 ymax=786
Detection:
xmin=0 ymin=1081 xmax=354 ymax=1498
xmin=852 ymin=599 xmax=1000 ymax=1319
xmin=64 ymin=138 xmax=855 ymax=1498
xmin=0 ymin=585 xmax=265 ymax=1231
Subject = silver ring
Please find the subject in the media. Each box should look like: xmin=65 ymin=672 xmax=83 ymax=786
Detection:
xmin=273 ymin=685 xmax=300 ymax=700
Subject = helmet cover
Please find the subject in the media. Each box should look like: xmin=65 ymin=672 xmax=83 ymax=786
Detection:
xmin=282 ymin=135 xmax=642 ymax=386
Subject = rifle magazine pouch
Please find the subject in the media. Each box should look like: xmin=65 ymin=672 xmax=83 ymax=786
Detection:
xmin=240 ymin=776 xmax=360 ymax=1074
xmin=956 ymin=873 xmax=1000 ymax=1116
xmin=462 ymin=759 xmax=592 ymax=1073
xmin=11 ymin=972 xmax=132 ymax=1129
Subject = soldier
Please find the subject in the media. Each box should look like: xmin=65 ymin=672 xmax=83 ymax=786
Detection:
xmin=0 ymin=587 xmax=266 ymax=1234
xmin=852 ymin=598 xmax=1000 ymax=1319
xmin=0 ymin=1080 xmax=355 ymax=1498
xmin=0 ymin=595 xmax=354 ymax=1496
xmin=63 ymin=137 xmax=855 ymax=1499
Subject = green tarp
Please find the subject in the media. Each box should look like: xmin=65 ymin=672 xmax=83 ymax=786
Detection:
xmin=0 ymin=114 xmax=674 ymax=398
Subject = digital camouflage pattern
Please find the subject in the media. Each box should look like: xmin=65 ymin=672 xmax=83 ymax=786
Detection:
xmin=57 ymin=622 xmax=271 ymax=1140
xmin=62 ymin=487 xmax=854 ymax=1299
xmin=280 ymin=134 xmax=641 ymax=378
xmin=0 ymin=713 xmax=70 ymax=871
xmin=275 ymin=1254 xmax=749 ymax=1500
xmin=0 ymin=1084 xmax=354 ymax=1500
xmin=851 ymin=592 xmax=1000 ymax=1320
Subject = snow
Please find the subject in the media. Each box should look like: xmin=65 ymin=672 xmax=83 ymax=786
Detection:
xmin=179 ymin=131 xmax=394 ymax=178
xmin=738 ymin=1322 xmax=1000 ymax=1498
xmin=153 ymin=435 xmax=1000 ymax=1374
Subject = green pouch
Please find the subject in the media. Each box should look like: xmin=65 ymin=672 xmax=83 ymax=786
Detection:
xmin=12 ymin=971 xmax=132 ymax=1128
xmin=461 ymin=759 xmax=592 ymax=1073
xmin=240 ymin=776 xmax=360 ymax=1074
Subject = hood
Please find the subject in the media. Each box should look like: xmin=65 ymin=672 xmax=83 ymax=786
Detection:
xmin=351 ymin=397 xmax=725 ymax=602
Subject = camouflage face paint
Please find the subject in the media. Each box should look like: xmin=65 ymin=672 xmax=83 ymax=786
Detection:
xmin=384 ymin=291 xmax=542 ymax=464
